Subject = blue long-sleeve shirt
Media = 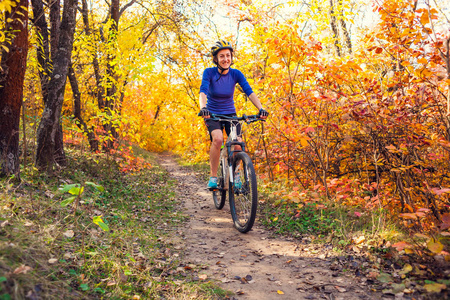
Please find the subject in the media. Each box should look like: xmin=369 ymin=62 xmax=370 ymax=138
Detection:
xmin=199 ymin=67 xmax=254 ymax=114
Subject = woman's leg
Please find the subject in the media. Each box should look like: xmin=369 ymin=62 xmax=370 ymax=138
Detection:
xmin=210 ymin=129 xmax=223 ymax=177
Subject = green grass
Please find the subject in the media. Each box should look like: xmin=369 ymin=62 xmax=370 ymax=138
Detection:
xmin=261 ymin=202 xmax=338 ymax=236
xmin=0 ymin=147 xmax=228 ymax=299
xmin=258 ymin=195 xmax=404 ymax=251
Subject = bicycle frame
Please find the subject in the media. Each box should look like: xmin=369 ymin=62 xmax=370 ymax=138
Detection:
xmin=212 ymin=114 xmax=262 ymax=187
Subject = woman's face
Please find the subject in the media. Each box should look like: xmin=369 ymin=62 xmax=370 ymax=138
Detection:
xmin=217 ymin=49 xmax=232 ymax=69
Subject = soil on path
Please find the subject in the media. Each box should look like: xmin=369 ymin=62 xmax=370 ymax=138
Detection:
xmin=158 ymin=153 xmax=383 ymax=300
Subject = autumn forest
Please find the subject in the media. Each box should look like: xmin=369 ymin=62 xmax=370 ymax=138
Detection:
xmin=1 ymin=0 xmax=450 ymax=297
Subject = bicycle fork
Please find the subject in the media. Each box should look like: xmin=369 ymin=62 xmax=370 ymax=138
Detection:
xmin=221 ymin=145 xmax=230 ymax=190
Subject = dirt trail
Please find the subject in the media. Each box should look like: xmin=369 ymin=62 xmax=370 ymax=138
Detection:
xmin=158 ymin=153 xmax=382 ymax=300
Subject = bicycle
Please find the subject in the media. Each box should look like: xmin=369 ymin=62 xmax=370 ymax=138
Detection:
xmin=205 ymin=113 xmax=264 ymax=233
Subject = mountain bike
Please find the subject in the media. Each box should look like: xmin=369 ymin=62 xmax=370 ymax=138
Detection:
xmin=208 ymin=114 xmax=264 ymax=233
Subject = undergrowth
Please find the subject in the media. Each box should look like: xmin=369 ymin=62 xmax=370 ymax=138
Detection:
xmin=0 ymin=147 xmax=229 ymax=300
xmin=258 ymin=198 xmax=401 ymax=249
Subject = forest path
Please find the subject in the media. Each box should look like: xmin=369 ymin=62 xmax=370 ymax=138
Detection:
xmin=157 ymin=152 xmax=382 ymax=300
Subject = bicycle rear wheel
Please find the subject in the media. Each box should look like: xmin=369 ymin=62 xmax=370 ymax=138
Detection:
xmin=213 ymin=158 xmax=227 ymax=209
xmin=229 ymin=152 xmax=258 ymax=233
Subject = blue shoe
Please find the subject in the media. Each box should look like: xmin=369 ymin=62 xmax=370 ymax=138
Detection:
xmin=234 ymin=172 xmax=242 ymax=189
xmin=207 ymin=177 xmax=218 ymax=189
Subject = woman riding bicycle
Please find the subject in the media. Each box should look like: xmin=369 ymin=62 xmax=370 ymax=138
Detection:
xmin=198 ymin=40 xmax=269 ymax=189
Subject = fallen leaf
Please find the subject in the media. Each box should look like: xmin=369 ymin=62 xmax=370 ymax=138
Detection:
xmin=353 ymin=235 xmax=365 ymax=245
xmin=335 ymin=286 xmax=347 ymax=293
xmin=427 ymin=239 xmax=444 ymax=254
xmin=399 ymin=264 xmax=413 ymax=275
xmin=45 ymin=190 xmax=55 ymax=199
xmin=392 ymin=241 xmax=412 ymax=251
xmin=119 ymin=272 xmax=128 ymax=283
xmin=391 ymin=283 xmax=406 ymax=293
xmin=405 ymin=248 xmax=415 ymax=254
xmin=13 ymin=265 xmax=32 ymax=274
xmin=382 ymin=289 xmax=394 ymax=295
xmin=198 ymin=274 xmax=208 ymax=281
xmin=48 ymin=258 xmax=58 ymax=264
xmin=63 ymin=230 xmax=75 ymax=238
xmin=399 ymin=213 xmax=417 ymax=220
xmin=377 ymin=272 xmax=393 ymax=283
xmin=107 ymin=280 xmax=117 ymax=286
xmin=424 ymin=282 xmax=446 ymax=293
xmin=277 ymin=290 xmax=284 ymax=294
xmin=414 ymin=233 xmax=430 ymax=239
xmin=236 ymin=290 xmax=244 ymax=295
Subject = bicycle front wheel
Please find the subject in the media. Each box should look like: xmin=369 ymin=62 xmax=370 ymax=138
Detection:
xmin=229 ymin=152 xmax=258 ymax=233
xmin=213 ymin=158 xmax=227 ymax=209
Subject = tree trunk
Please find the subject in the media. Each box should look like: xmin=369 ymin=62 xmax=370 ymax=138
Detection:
xmin=35 ymin=0 xmax=78 ymax=171
xmin=0 ymin=0 xmax=29 ymax=177
xmin=49 ymin=0 xmax=67 ymax=166
xmin=329 ymin=0 xmax=341 ymax=57
xmin=31 ymin=0 xmax=50 ymax=102
xmin=337 ymin=0 xmax=352 ymax=55
xmin=103 ymin=0 xmax=121 ymax=150
xmin=81 ymin=0 xmax=104 ymax=109
xmin=68 ymin=63 xmax=99 ymax=151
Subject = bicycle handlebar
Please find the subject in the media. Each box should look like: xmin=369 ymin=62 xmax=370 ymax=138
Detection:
xmin=198 ymin=113 xmax=266 ymax=124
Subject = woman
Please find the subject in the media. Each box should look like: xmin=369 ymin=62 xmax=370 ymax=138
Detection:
xmin=199 ymin=40 xmax=268 ymax=189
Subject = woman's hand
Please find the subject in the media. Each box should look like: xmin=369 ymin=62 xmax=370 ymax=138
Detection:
xmin=258 ymin=108 xmax=269 ymax=119
xmin=199 ymin=107 xmax=211 ymax=118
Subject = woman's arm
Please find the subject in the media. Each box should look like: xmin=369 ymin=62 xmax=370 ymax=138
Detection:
xmin=248 ymin=93 xmax=263 ymax=110
xmin=199 ymin=92 xmax=207 ymax=109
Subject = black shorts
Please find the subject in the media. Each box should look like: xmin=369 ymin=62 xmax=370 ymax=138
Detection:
xmin=205 ymin=114 xmax=242 ymax=141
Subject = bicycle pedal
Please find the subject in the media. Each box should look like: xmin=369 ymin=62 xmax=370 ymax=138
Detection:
xmin=208 ymin=187 xmax=219 ymax=191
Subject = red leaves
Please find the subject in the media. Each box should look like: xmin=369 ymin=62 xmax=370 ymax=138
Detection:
xmin=440 ymin=214 xmax=450 ymax=231
xmin=392 ymin=241 xmax=413 ymax=252
xmin=374 ymin=47 xmax=383 ymax=54
xmin=304 ymin=127 xmax=315 ymax=134
xmin=430 ymin=188 xmax=450 ymax=196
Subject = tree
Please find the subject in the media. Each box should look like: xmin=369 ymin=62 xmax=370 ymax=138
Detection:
xmin=0 ymin=0 xmax=29 ymax=177
xmin=31 ymin=0 xmax=78 ymax=172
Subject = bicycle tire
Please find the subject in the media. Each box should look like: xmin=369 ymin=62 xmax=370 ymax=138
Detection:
xmin=229 ymin=152 xmax=258 ymax=233
xmin=213 ymin=158 xmax=227 ymax=209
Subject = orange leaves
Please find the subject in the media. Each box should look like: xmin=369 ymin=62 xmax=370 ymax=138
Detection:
xmin=392 ymin=241 xmax=413 ymax=252
xmin=417 ymin=57 xmax=428 ymax=65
